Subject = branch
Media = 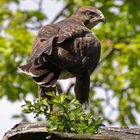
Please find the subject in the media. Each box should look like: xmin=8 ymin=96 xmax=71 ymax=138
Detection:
xmin=51 ymin=3 xmax=70 ymax=24
xmin=3 ymin=122 xmax=140 ymax=140
xmin=37 ymin=0 xmax=44 ymax=27
xmin=38 ymin=0 xmax=43 ymax=11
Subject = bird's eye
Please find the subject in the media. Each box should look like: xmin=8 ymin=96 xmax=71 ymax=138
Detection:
xmin=86 ymin=11 xmax=97 ymax=18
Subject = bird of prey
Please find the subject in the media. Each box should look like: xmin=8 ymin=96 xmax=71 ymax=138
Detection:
xmin=19 ymin=6 xmax=105 ymax=104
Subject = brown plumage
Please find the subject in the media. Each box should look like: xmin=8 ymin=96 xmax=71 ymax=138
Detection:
xmin=19 ymin=6 xmax=105 ymax=104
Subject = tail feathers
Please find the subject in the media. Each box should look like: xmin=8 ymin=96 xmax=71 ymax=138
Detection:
xmin=19 ymin=61 xmax=60 ymax=87
xmin=18 ymin=62 xmax=35 ymax=76
xmin=19 ymin=62 xmax=47 ymax=77
xmin=33 ymin=71 xmax=60 ymax=87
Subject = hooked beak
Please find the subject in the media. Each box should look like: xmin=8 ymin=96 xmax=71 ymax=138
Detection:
xmin=99 ymin=14 xmax=106 ymax=23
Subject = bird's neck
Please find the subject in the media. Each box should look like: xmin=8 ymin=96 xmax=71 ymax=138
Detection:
xmin=70 ymin=15 xmax=92 ymax=29
xmin=70 ymin=15 xmax=86 ymax=26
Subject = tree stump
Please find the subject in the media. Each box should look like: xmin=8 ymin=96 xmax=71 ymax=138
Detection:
xmin=2 ymin=122 xmax=140 ymax=140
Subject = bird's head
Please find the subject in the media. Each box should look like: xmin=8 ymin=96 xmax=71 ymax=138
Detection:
xmin=72 ymin=6 xmax=105 ymax=29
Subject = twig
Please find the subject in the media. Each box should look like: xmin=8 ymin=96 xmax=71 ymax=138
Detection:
xmin=99 ymin=47 xmax=114 ymax=68
xmin=60 ymin=104 xmax=78 ymax=132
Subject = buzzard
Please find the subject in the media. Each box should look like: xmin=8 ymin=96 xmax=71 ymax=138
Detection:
xmin=19 ymin=6 xmax=105 ymax=104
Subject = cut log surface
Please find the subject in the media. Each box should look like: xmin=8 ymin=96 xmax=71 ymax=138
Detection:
xmin=2 ymin=122 xmax=140 ymax=140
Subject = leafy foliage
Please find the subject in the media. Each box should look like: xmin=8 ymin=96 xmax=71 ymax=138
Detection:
xmin=1 ymin=0 xmax=140 ymax=126
xmin=22 ymin=93 xmax=103 ymax=134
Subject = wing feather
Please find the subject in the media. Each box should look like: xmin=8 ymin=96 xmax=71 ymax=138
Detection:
xmin=30 ymin=24 xmax=59 ymax=60
xmin=57 ymin=23 xmax=90 ymax=44
xmin=30 ymin=19 xmax=93 ymax=65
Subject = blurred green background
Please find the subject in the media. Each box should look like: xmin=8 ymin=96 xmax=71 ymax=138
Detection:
xmin=0 ymin=0 xmax=140 ymax=128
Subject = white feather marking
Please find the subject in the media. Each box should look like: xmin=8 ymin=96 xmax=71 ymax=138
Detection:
xmin=43 ymin=56 xmax=47 ymax=62
xmin=37 ymin=82 xmax=51 ymax=87
xmin=18 ymin=67 xmax=39 ymax=77
xmin=18 ymin=67 xmax=30 ymax=75
xmin=28 ymin=71 xmax=39 ymax=77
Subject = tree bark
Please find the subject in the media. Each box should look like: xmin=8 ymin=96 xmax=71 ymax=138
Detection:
xmin=2 ymin=122 xmax=140 ymax=140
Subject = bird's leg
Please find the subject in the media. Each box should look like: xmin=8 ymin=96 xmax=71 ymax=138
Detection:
xmin=74 ymin=71 xmax=90 ymax=105
xmin=38 ymin=85 xmax=57 ymax=111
